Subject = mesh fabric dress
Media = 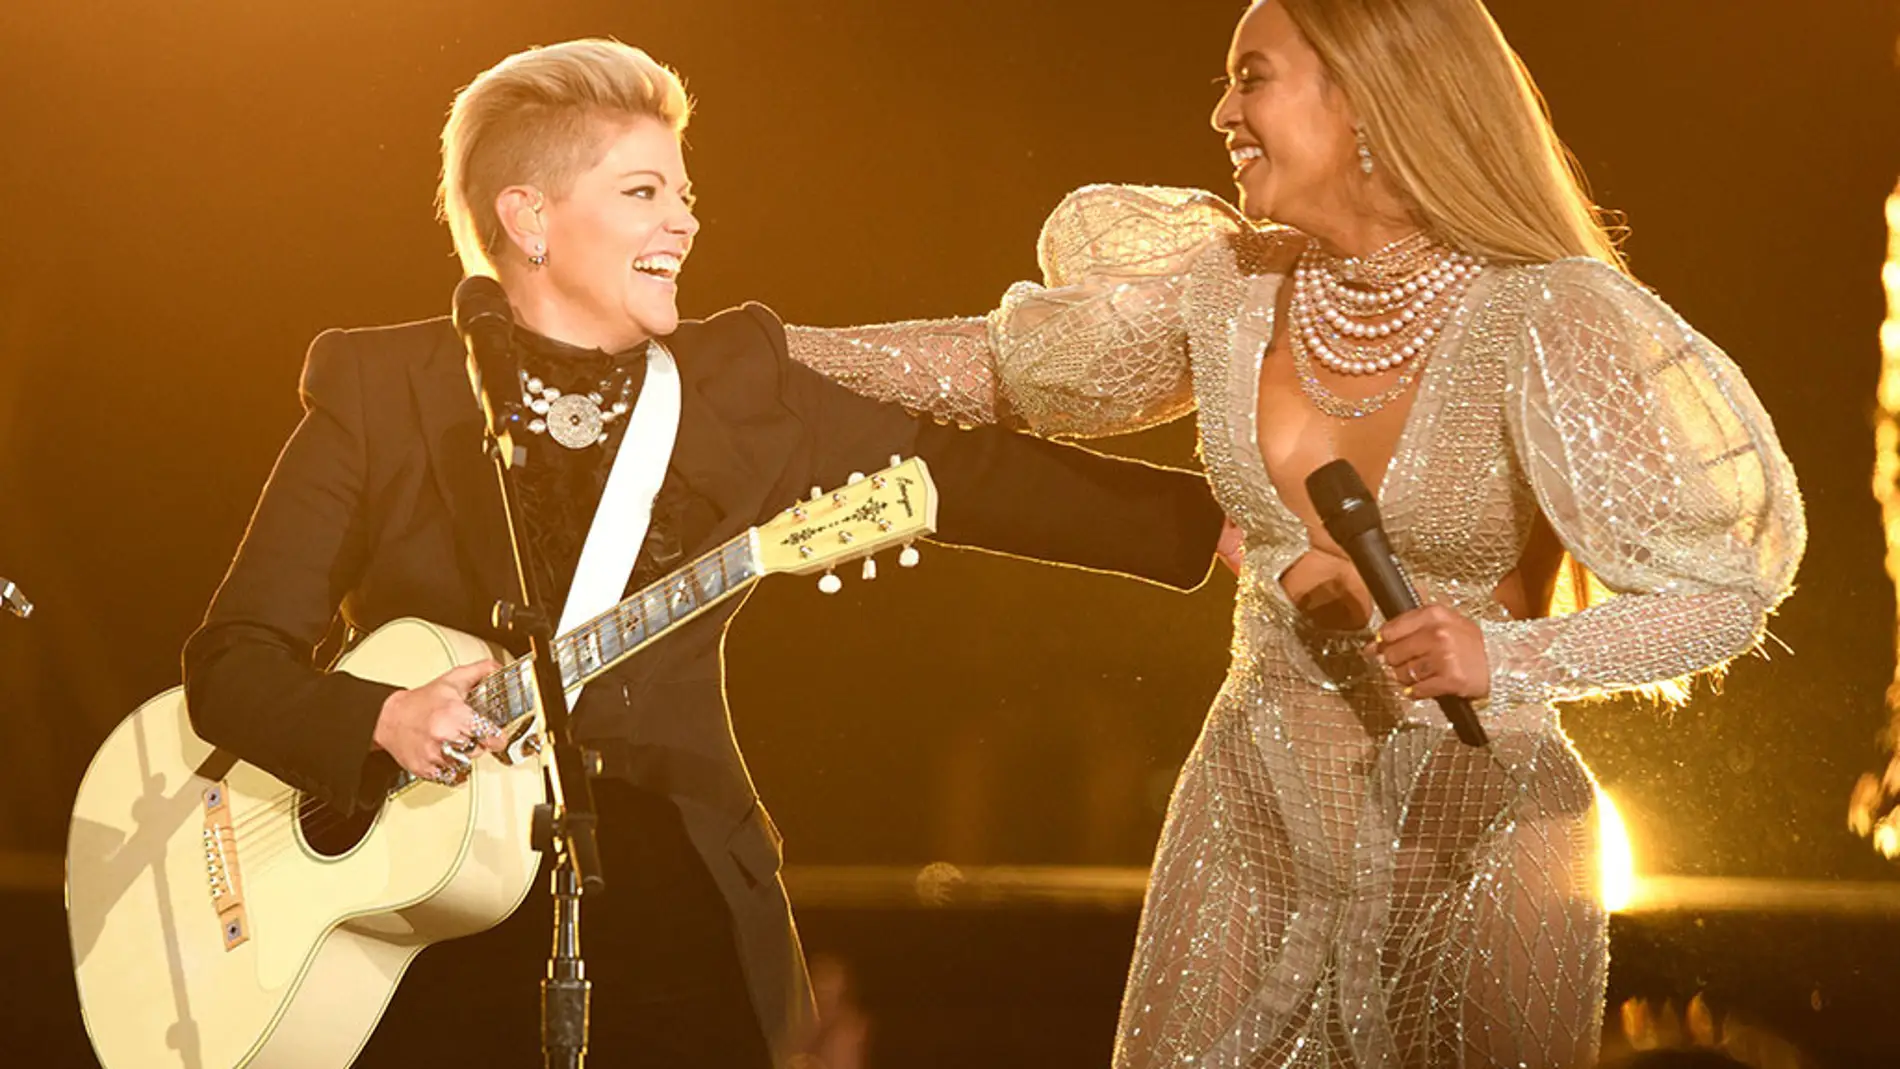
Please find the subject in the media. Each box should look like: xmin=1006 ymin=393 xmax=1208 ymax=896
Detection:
xmin=785 ymin=185 xmax=1805 ymax=1069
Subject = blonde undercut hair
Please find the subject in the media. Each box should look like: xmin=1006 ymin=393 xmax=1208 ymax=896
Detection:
xmin=438 ymin=38 xmax=691 ymax=276
xmin=1276 ymin=0 xmax=1625 ymax=270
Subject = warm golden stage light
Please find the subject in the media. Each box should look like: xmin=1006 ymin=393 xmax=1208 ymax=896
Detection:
xmin=1598 ymin=787 xmax=1638 ymax=913
xmin=1849 ymin=181 xmax=1900 ymax=859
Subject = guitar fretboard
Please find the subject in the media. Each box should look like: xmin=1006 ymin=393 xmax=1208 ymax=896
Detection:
xmin=465 ymin=531 xmax=758 ymax=729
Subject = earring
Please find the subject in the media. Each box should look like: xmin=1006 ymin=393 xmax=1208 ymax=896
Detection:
xmin=1355 ymin=125 xmax=1375 ymax=176
xmin=528 ymin=242 xmax=548 ymax=267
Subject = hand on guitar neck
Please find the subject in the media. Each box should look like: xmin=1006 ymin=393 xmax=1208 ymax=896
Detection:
xmin=371 ymin=659 xmax=508 ymax=785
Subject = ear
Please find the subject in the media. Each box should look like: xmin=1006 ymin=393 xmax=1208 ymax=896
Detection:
xmin=493 ymin=185 xmax=547 ymax=258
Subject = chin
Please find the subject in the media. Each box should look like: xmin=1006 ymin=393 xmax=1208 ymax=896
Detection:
xmin=628 ymin=298 xmax=681 ymax=340
xmin=1236 ymin=176 xmax=1277 ymax=222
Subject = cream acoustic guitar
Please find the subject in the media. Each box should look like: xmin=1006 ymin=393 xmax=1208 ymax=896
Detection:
xmin=66 ymin=458 xmax=938 ymax=1069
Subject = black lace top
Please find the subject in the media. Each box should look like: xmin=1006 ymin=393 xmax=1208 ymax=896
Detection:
xmin=508 ymin=327 xmax=713 ymax=618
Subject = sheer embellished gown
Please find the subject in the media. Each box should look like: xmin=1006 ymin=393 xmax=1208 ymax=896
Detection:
xmin=785 ymin=185 xmax=1805 ymax=1068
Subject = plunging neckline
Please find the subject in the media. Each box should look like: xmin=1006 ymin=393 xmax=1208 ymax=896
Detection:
xmin=1245 ymin=274 xmax=1447 ymax=549
xmin=1219 ymin=265 xmax=1501 ymax=623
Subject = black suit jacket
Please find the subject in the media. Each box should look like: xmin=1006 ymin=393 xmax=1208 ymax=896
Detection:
xmin=183 ymin=302 xmax=1222 ymax=1061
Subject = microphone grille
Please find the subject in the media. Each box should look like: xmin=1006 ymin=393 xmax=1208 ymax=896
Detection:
xmin=1305 ymin=459 xmax=1382 ymax=541
xmin=451 ymin=275 xmax=513 ymax=335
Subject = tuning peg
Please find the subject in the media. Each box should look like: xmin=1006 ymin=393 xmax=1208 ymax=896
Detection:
xmin=848 ymin=472 xmax=865 ymax=484
xmin=810 ymin=485 xmax=824 ymax=501
xmin=861 ymin=557 xmax=877 ymax=581
xmin=818 ymin=571 xmax=843 ymax=595
xmin=890 ymin=454 xmax=902 ymax=467
xmin=899 ymin=542 xmax=920 ymax=568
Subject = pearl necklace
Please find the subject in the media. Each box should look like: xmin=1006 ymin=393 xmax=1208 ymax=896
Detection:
xmin=1289 ymin=235 xmax=1484 ymax=418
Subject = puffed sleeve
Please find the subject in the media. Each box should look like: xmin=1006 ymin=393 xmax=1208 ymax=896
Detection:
xmin=784 ymin=184 xmax=1245 ymax=438
xmin=1480 ymin=258 xmax=1806 ymax=707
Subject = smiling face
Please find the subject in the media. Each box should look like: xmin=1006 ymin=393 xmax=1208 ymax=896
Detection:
xmin=1211 ymin=1 xmax=1362 ymax=232
xmin=501 ymin=114 xmax=700 ymax=352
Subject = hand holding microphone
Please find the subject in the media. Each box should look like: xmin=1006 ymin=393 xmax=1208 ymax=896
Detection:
xmin=1304 ymin=459 xmax=1489 ymax=748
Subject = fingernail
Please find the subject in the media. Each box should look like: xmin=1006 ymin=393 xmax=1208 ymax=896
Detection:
xmin=1401 ymin=686 xmax=1415 ymax=699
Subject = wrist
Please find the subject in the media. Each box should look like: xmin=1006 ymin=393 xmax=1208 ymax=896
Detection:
xmin=370 ymin=688 xmax=405 ymax=753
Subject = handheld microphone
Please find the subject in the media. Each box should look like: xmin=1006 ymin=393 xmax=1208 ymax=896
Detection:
xmin=1305 ymin=458 xmax=1488 ymax=748
xmin=451 ymin=275 xmax=519 ymax=445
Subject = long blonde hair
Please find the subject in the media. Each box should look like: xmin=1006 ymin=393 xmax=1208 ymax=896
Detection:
xmin=437 ymin=39 xmax=691 ymax=276
xmin=1277 ymin=0 xmax=1625 ymax=270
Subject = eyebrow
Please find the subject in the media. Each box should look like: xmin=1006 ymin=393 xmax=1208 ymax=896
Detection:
xmin=1230 ymin=50 xmax=1269 ymax=74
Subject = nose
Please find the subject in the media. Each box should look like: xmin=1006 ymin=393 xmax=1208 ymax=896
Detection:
xmin=671 ymin=205 xmax=700 ymax=239
xmin=1211 ymin=82 xmax=1240 ymax=136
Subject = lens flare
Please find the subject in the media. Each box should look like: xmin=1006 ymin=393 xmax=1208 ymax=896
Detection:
xmin=1598 ymin=787 xmax=1638 ymax=913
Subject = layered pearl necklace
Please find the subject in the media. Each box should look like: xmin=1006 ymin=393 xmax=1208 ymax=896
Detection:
xmin=1289 ymin=233 xmax=1484 ymax=419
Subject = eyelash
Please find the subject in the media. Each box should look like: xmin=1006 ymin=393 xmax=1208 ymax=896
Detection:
xmin=1215 ymin=72 xmax=1265 ymax=91
xmin=624 ymin=185 xmax=697 ymax=210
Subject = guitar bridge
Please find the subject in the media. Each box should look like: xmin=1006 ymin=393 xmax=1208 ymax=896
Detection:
xmin=201 ymin=782 xmax=250 ymax=950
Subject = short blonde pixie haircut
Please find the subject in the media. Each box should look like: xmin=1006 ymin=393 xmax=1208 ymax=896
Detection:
xmin=437 ymin=38 xmax=691 ymax=276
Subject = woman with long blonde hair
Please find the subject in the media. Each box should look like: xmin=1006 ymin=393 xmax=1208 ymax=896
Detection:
xmin=788 ymin=1 xmax=1805 ymax=1064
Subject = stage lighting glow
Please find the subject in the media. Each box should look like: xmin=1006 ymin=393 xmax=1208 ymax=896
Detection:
xmin=1849 ymin=181 xmax=1900 ymax=860
xmin=1598 ymin=787 xmax=1638 ymax=913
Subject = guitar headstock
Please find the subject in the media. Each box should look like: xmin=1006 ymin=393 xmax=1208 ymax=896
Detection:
xmin=755 ymin=457 xmax=938 ymax=578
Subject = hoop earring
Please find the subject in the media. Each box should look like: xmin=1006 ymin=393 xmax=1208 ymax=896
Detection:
xmin=1355 ymin=125 xmax=1375 ymax=176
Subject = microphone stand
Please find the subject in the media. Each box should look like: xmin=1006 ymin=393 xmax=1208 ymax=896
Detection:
xmin=461 ymin=299 xmax=605 ymax=1069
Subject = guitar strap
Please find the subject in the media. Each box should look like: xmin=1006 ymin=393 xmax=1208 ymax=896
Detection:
xmin=554 ymin=340 xmax=682 ymax=707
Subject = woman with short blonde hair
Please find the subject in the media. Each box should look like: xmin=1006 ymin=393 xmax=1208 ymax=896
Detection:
xmin=437 ymin=38 xmax=691 ymax=278
xmin=788 ymin=1 xmax=1804 ymax=1065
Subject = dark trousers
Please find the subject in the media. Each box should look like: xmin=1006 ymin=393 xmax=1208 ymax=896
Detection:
xmin=355 ymin=776 xmax=775 ymax=1068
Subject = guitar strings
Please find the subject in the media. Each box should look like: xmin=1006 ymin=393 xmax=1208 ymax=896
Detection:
xmin=218 ymin=534 xmax=764 ymax=871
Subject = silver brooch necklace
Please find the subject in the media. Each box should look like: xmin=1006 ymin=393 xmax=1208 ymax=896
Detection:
xmin=518 ymin=364 xmax=639 ymax=449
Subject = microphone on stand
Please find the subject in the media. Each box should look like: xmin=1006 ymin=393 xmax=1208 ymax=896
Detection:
xmin=0 ymin=577 xmax=31 ymax=619
xmin=451 ymin=275 xmax=521 ymax=451
xmin=449 ymin=274 xmax=606 ymax=1066
xmin=1305 ymin=459 xmax=1488 ymax=748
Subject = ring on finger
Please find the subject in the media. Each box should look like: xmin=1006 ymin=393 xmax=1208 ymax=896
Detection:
xmin=471 ymin=715 xmax=503 ymax=740
xmin=443 ymin=738 xmax=475 ymax=761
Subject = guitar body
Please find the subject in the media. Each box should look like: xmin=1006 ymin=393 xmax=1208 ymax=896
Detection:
xmin=67 ymin=618 xmax=548 ymax=1069
xmin=63 ymin=457 xmax=938 ymax=1069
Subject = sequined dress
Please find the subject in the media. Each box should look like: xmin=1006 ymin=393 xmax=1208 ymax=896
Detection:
xmin=785 ymin=185 xmax=1805 ymax=1068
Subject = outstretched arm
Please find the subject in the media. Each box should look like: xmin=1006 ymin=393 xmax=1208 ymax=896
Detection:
xmin=760 ymin=305 xmax=1225 ymax=591
xmin=787 ymin=184 xmax=1248 ymax=439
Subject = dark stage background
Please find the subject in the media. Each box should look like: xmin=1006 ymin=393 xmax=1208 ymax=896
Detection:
xmin=2 ymin=1 xmax=1898 ymax=1065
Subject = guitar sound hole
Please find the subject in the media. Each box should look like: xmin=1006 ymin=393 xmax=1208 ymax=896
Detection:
xmin=297 ymin=796 xmax=382 ymax=858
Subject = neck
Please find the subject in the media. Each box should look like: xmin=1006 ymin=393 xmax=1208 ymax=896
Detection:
xmin=499 ymin=271 xmax=648 ymax=354
xmin=1294 ymin=176 xmax=1427 ymax=260
xmin=1306 ymin=215 xmax=1425 ymax=261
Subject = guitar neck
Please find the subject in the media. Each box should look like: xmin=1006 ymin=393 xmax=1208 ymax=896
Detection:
xmin=466 ymin=530 xmax=760 ymax=727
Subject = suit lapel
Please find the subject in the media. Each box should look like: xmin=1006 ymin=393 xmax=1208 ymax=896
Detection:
xmin=407 ymin=325 xmax=519 ymax=607
xmin=406 ymin=313 xmax=807 ymax=609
